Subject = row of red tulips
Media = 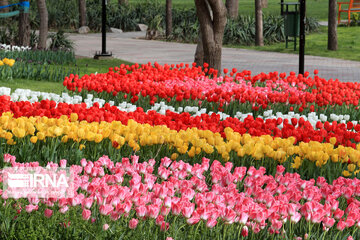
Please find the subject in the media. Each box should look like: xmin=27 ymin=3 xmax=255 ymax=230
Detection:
xmin=1 ymin=95 xmax=360 ymax=148
xmin=63 ymin=63 xmax=360 ymax=110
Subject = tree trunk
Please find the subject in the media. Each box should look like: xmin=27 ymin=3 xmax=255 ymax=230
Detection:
xmin=226 ymin=0 xmax=239 ymax=19
xmin=78 ymin=0 xmax=87 ymax=27
xmin=37 ymin=0 xmax=48 ymax=49
xmin=261 ymin=0 xmax=268 ymax=8
xmin=19 ymin=1 xmax=30 ymax=47
xmin=255 ymin=0 xmax=264 ymax=46
xmin=166 ymin=0 xmax=172 ymax=38
xmin=194 ymin=32 xmax=204 ymax=67
xmin=118 ymin=0 xmax=128 ymax=5
xmin=194 ymin=0 xmax=227 ymax=72
xmin=328 ymin=0 xmax=337 ymax=50
xmin=0 ymin=0 xmax=9 ymax=13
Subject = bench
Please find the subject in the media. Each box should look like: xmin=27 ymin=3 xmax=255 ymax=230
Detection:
xmin=338 ymin=0 xmax=360 ymax=24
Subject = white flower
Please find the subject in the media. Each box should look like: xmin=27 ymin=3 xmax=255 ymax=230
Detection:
xmin=319 ymin=114 xmax=327 ymax=122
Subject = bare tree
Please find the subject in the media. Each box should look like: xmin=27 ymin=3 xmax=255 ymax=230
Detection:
xmin=328 ymin=0 xmax=337 ymax=50
xmin=118 ymin=0 xmax=128 ymax=5
xmin=0 ymin=0 xmax=9 ymax=13
xmin=37 ymin=0 xmax=48 ymax=49
xmin=78 ymin=0 xmax=87 ymax=27
xmin=226 ymin=0 xmax=239 ymax=19
xmin=255 ymin=0 xmax=263 ymax=46
xmin=19 ymin=1 xmax=30 ymax=46
xmin=166 ymin=0 xmax=172 ymax=38
xmin=194 ymin=0 xmax=227 ymax=71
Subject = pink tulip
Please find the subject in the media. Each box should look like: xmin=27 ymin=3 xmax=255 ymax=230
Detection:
xmin=136 ymin=205 xmax=147 ymax=218
xmin=161 ymin=205 xmax=170 ymax=216
xmin=172 ymin=202 xmax=181 ymax=216
xmin=336 ymin=220 xmax=347 ymax=231
xmin=44 ymin=209 xmax=53 ymax=218
xmin=187 ymin=211 xmax=200 ymax=225
xmin=103 ymin=224 xmax=109 ymax=231
xmin=156 ymin=215 xmax=165 ymax=226
xmin=99 ymin=204 xmax=113 ymax=216
xmin=59 ymin=159 xmax=67 ymax=168
xmin=271 ymin=219 xmax=283 ymax=230
xmin=346 ymin=218 xmax=355 ymax=228
xmin=239 ymin=212 xmax=249 ymax=225
xmin=290 ymin=212 xmax=302 ymax=223
xmin=80 ymin=158 xmax=87 ymax=167
xmin=333 ymin=208 xmax=344 ymax=220
xmin=241 ymin=226 xmax=249 ymax=237
xmin=224 ymin=208 xmax=236 ymax=224
xmin=25 ymin=204 xmax=38 ymax=213
xmin=147 ymin=204 xmax=160 ymax=219
xmin=164 ymin=196 xmax=172 ymax=208
xmin=206 ymin=218 xmax=217 ymax=228
xmin=3 ymin=154 xmax=15 ymax=163
xmin=323 ymin=217 xmax=335 ymax=228
xmin=129 ymin=218 xmax=138 ymax=229
xmin=160 ymin=221 xmax=170 ymax=232
xmin=276 ymin=165 xmax=285 ymax=175
xmin=82 ymin=209 xmax=91 ymax=221
xmin=161 ymin=157 xmax=172 ymax=168
xmin=100 ymin=185 xmax=109 ymax=198
xmin=182 ymin=204 xmax=194 ymax=219
xmin=59 ymin=206 xmax=69 ymax=214
xmin=82 ymin=197 xmax=93 ymax=209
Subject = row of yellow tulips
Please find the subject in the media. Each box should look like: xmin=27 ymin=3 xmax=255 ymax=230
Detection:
xmin=0 ymin=112 xmax=359 ymax=176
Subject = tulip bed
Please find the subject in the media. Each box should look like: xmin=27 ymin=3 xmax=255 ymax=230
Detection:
xmin=1 ymin=63 xmax=360 ymax=239
xmin=0 ymin=43 xmax=77 ymax=82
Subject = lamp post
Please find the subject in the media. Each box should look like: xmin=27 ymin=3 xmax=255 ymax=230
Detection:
xmin=94 ymin=0 xmax=112 ymax=59
xmin=299 ymin=0 xmax=305 ymax=74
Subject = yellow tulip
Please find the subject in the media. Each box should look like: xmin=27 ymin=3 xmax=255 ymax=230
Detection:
xmin=4 ymin=131 xmax=12 ymax=140
xmin=171 ymin=153 xmax=178 ymax=160
xmin=348 ymin=164 xmax=356 ymax=172
xmin=329 ymin=137 xmax=337 ymax=145
xmin=37 ymin=132 xmax=46 ymax=141
xmin=342 ymin=170 xmax=351 ymax=177
xmin=12 ymin=127 xmax=26 ymax=138
xmin=30 ymin=136 xmax=38 ymax=144
xmin=70 ymin=113 xmax=78 ymax=122
xmin=61 ymin=136 xmax=68 ymax=143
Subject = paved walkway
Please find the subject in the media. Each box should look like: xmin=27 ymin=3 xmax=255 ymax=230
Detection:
xmin=68 ymin=32 xmax=360 ymax=82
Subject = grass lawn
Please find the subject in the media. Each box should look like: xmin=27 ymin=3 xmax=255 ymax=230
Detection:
xmin=128 ymin=0 xmax=329 ymax=20
xmin=227 ymin=26 xmax=360 ymax=62
xmin=0 ymin=58 xmax=132 ymax=94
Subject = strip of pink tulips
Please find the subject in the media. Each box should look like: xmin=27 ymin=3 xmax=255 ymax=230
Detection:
xmin=2 ymin=154 xmax=360 ymax=238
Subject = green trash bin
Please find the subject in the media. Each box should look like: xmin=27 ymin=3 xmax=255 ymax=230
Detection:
xmin=281 ymin=2 xmax=300 ymax=50
xmin=284 ymin=12 xmax=300 ymax=37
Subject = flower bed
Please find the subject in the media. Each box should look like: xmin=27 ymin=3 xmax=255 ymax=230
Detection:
xmin=1 ymin=63 xmax=360 ymax=239
xmin=64 ymin=63 xmax=360 ymax=119
xmin=1 ymin=155 xmax=360 ymax=239
xmin=0 ymin=46 xmax=77 ymax=82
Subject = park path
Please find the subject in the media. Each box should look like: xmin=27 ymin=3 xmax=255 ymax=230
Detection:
xmin=68 ymin=32 xmax=360 ymax=82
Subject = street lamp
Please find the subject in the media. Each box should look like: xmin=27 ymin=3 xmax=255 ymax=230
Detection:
xmin=94 ymin=0 xmax=112 ymax=59
xmin=299 ymin=0 xmax=305 ymax=74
